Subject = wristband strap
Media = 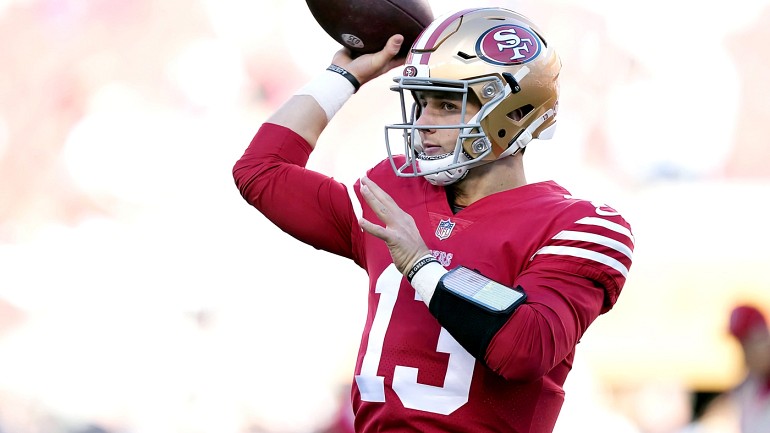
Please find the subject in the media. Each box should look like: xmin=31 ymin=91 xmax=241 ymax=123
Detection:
xmin=326 ymin=64 xmax=361 ymax=93
xmin=410 ymin=259 xmax=447 ymax=305
xmin=407 ymin=255 xmax=439 ymax=283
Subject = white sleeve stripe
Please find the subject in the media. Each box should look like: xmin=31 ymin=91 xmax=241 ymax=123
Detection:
xmin=576 ymin=217 xmax=635 ymax=245
xmin=532 ymin=245 xmax=629 ymax=278
xmin=552 ymin=230 xmax=633 ymax=259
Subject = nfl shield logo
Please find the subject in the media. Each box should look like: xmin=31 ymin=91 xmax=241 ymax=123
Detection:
xmin=435 ymin=219 xmax=456 ymax=240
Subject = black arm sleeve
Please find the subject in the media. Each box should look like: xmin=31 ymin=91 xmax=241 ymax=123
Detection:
xmin=428 ymin=267 xmax=527 ymax=361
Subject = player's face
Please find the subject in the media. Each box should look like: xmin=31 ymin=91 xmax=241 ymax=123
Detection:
xmin=414 ymin=91 xmax=481 ymax=157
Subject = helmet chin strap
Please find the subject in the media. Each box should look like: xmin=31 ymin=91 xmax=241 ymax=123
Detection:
xmin=420 ymin=154 xmax=469 ymax=186
xmin=412 ymin=121 xmax=470 ymax=186
xmin=421 ymin=107 xmax=486 ymax=186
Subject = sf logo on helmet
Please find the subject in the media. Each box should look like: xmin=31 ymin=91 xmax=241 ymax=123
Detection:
xmin=476 ymin=24 xmax=541 ymax=66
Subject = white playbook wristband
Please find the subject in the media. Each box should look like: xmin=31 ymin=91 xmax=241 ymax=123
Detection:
xmin=295 ymin=69 xmax=355 ymax=122
xmin=409 ymin=256 xmax=449 ymax=305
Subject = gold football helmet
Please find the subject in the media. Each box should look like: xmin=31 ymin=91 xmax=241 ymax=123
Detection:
xmin=385 ymin=7 xmax=561 ymax=186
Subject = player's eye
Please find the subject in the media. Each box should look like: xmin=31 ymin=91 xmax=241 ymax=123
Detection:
xmin=440 ymin=101 xmax=458 ymax=111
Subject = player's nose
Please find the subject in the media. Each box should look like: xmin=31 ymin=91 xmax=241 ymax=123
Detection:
xmin=414 ymin=109 xmax=436 ymax=132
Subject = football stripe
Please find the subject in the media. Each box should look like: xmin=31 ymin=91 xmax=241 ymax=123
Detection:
xmin=532 ymin=245 xmax=630 ymax=278
xmin=552 ymin=230 xmax=633 ymax=259
xmin=411 ymin=9 xmax=475 ymax=65
xmin=576 ymin=217 xmax=635 ymax=246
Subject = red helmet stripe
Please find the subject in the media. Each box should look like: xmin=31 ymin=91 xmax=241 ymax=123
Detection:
xmin=413 ymin=9 xmax=475 ymax=65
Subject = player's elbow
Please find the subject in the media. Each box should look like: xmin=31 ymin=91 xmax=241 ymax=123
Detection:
xmin=484 ymin=307 xmax=568 ymax=381
xmin=487 ymin=350 xmax=553 ymax=382
xmin=232 ymin=158 xmax=257 ymax=197
xmin=232 ymin=156 xmax=274 ymax=205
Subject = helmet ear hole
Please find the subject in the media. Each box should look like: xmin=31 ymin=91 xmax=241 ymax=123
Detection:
xmin=507 ymin=104 xmax=534 ymax=121
xmin=497 ymin=129 xmax=506 ymax=138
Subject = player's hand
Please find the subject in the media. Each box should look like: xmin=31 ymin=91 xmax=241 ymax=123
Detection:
xmin=358 ymin=175 xmax=431 ymax=277
xmin=331 ymin=34 xmax=406 ymax=86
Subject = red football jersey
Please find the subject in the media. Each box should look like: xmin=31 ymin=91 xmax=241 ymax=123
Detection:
xmin=233 ymin=123 xmax=634 ymax=433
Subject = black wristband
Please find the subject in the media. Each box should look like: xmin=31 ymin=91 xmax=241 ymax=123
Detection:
xmin=406 ymin=256 xmax=439 ymax=283
xmin=326 ymin=64 xmax=361 ymax=93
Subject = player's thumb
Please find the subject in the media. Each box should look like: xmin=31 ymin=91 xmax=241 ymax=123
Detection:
xmin=373 ymin=34 xmax=403 ymax=65
xmin=376 ymin=34 xmax=406 ymax=73
xmin=352 ymin=35 xmax=404 ymax=84
xmin=387 ymin=34 xmax=404 ymax=55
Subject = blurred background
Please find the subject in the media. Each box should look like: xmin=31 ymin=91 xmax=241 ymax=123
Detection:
xmin=1 ymin=0 xmax=769 ymax=432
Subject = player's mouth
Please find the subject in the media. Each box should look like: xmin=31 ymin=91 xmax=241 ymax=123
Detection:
xmin=421 ymin=143 xmax=448 ymax=157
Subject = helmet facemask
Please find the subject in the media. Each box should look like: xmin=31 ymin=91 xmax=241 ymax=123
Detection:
xmin=385 ymin=75 xmax=508 ymax=186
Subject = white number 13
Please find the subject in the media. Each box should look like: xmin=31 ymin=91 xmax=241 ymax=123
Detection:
xmin=354 ymin=264 xmax=475 ymax=415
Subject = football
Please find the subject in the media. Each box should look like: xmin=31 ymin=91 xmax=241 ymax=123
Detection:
xmin=305 ymin=0 xmax=434 ymax=58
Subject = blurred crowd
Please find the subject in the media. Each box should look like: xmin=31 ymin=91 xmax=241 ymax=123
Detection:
xmin=1 ymin=0 xmax=770 ymax=432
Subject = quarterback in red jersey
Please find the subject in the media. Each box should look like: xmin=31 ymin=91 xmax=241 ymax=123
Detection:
xmin=233 ymin=7 xmax=634 ymax=433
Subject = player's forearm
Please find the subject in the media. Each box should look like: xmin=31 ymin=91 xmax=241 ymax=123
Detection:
xmin=268 ymin=66 xmax=360 ymax=150
xmin=484 ymin=271 xmax=605 ymax=381
xmin=266 ymin=95 xmax=328 ymax=149
xmin=484 ymin=304 xmax=573 ymax=380
xmin=404 ymin=259 xmax=600 ymax=382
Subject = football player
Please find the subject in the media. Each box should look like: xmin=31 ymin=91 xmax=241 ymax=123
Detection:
xmin=233 ymin=7 xmax=634 ymax=433
xmin=728 ymin=305 xmax=770 ymax=433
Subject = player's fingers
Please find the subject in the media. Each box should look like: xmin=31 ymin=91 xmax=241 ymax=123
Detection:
xmin=360 ymin=181 xmax=392 ymax=222
xmin=351 ymin=35 xmax=404 ymax=83
xmin=359 ymin=217 xmax=388 ymax=241
xmin=367 ymin=34 xmax=403 ymax=68
xmin=360 ymin=176 xmax=397 ymax=211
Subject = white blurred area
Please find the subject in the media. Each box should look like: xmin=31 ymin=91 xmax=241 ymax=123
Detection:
xmin=0 ymin=0 xmax=769 ymax=432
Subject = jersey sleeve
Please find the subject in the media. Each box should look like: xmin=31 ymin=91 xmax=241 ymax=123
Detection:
xmin=485 ymin=208 xmax=634 ymax=381
xmin=530 ymin=211 xmax=634 ymax=310
xmin=232 ymin=123 xmax=364 ymax=266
